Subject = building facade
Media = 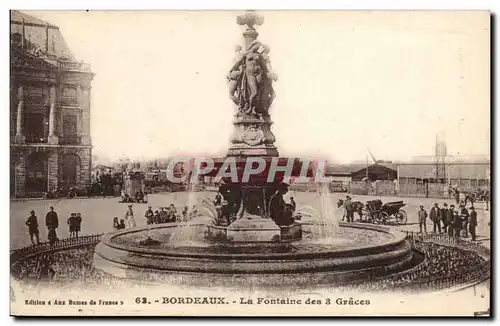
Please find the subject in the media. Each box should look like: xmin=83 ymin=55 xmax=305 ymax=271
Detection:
xmin=10 ymin=11 xmax=94 ymax=197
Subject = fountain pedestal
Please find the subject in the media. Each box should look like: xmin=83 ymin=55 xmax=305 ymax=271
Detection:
xmin=227 ymin=115 xmax=279 ymax=157
xmin=226 ymin=215 xmax=281 ymax=242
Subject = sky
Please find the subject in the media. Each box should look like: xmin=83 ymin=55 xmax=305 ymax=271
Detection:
xmin=27 ymin=10 xmax=490 ymax=164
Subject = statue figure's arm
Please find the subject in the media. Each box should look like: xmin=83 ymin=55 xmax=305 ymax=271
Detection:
xmin=262 ymin=54 xmax=277 ymax=81
xmin=229 ymin=54 xmax=245 ymax=73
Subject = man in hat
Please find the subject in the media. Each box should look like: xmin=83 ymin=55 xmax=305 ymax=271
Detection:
xmin=441 ymin=203 xmax=449 ymax=233
xmin=451 ymin=204 xmax=462 ymax=237
xmin=124 ymin=204 xmax=136 ymax=228
xmin=449 ymin=204 xmax=457 ymax=236
xmin=344 ymin=195 xmax=354 ymax=223
xmin=145 ymin=205 xmax=154 ymax=225
xmin=429 ymin=203 xmax=441 ymax=234
xmin=469 ymin=206 xmax=478 ymax=241
xmin=45 ymin=206 xmax=59 ymax=244
xmin=417 ymin=205 xmax=428 ymax=234
xmin=460 ymin=204 xmax=469 ymax=238
xmin=25 ymin=210 xmax=39 ymax=245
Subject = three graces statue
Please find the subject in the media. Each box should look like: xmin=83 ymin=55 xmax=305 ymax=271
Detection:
xmin=227 ymin=40 xmax=277 ymax=118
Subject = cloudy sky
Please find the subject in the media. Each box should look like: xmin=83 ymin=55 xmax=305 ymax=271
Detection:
xmin=28 ymin=11 xmax=490 ymax=163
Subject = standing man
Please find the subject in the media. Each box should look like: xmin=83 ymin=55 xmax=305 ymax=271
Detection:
xmin=441 ymin=203 xmax=449 ymax=234
xmin=485 ymin=189 xmax=490 ymax=211
xmin=45 ymin=206 xmax=59 ymax=244
xmin=344 ymin=196 xmax=354 ymax=223
xmin=25 ymin=210 xmax=40 ymax=245
xmin=145 ymin=206 xmax=154 ymax=225
xmin=429 ymin=203 xmax=441 ymax=234
xmin=124 ymin=204 xmax=136 ymax=228
xmin=452 ymin=205 xmax=462 ymax=238
xmin=418 ymin=205 xmax=428 ymax=234
xmin=460 ymin=204 xmax=469 ymax=238
xmin=469 ymin=206 xmax=478 ymax=241
xmin=448 ymin=204 xmax=456 ymax=236
xmin=455 ymin=188 xmax=460 ymax=205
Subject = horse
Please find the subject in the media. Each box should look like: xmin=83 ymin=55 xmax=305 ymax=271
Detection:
xmin=337 ymin=198 xmax=364 ymax=221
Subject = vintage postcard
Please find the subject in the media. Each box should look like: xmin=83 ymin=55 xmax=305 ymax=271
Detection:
xmin=9 ymin=10 xmax=491 ymax=316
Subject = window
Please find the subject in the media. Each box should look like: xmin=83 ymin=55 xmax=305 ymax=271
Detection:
xmin=25 ymin=85 xmax=46 ymax=105
xmin=62 ymin=115 xmax=79 ymax=144
xmin=25 ymin=113 xmax=47 ymax=143
xmin=61 ymin=86 xmax=77 ymax=105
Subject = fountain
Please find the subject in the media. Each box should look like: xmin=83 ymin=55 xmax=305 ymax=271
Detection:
xmin=93 ymin=11 xmax=416 ymax=286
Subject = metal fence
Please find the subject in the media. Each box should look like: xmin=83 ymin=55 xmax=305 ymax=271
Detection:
xmin=403 ymin=231 xmax=491 ymax=258
xmin=10 ymin=234 xmax=103 ymax=264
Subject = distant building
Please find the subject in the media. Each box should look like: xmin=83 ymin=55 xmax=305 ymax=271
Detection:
xmin=351 ymin=163 xmax=398 ymax=182
xmin=10 ymin=11 xmax=94 ymax=197
xmin=397 ymin=156 xmax=490 ymax=191
xmin=325 ymin=164 xmax=355 ymax=183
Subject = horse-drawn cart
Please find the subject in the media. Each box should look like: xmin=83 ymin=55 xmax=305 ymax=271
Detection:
xmin=363 ymin=200 xmax=407 ymax=225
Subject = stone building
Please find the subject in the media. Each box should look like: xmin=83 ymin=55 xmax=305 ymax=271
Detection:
xmin=10 ymin=11 xmax=94 ymax=197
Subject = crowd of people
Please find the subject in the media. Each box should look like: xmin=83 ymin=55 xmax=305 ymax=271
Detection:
xmin=417 ymin=202 xmax=479 ymax=241
xmin=112 ymin=203 xmax=199 ymax=231
xmin=340 ymin=195 xmax=482 ymax=241
xmin=24 ymin=206 xmax=84 ymax=246
xmin=120 ymin=189 xmax=148 ymax=204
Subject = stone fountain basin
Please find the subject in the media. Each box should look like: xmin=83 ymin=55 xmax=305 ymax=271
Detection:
xmin=93 ymin=222 xmax=414 ymax=283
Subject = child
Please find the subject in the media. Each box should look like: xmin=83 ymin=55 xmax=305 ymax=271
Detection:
xmin=75 ymin=213 xmax=82 ymax=238
xmin=118 ymin=219 xmax=126 ymax=230
xmin=113 ymin=217 xmax=120 ymax=230
xmin=67 ymin=213 xmax=77 ymax=238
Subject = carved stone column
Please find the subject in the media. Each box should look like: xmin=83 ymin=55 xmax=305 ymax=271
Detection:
xmin=14 ymin=85 xmax=26 ymax=144
xmin=80 ymin=85 xmax=91 ymax=145
xmin=48 ymin=84 xmax=58 ymax=144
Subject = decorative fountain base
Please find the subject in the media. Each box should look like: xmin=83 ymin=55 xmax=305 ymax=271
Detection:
xmin=226 ymin=216 xmax=281 ymax=242
xmin=206 ymin=217 xmax=302 ymax=243
xmin=93 ymin=222 xmax=417 ymax=287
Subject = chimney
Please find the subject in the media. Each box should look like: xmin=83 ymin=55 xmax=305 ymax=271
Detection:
xmin=21 ymin=18 xmax=25 ymax=49
xmin=45 ymin=23 xmax=49 ymax=53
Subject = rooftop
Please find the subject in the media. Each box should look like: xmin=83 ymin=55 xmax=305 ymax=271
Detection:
xmin=11 ymin=10 xmax=75 ymax=61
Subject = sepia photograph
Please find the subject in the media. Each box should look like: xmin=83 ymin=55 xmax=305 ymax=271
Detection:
xmin=8 ymin=9 xmax=491 ymax=317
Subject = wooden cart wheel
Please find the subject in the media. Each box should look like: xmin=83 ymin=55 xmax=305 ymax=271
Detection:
xmin=396 ymin=209 xmax=408 ymax=225
xmin=379 ymin=211 xmax=389 ymax=225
